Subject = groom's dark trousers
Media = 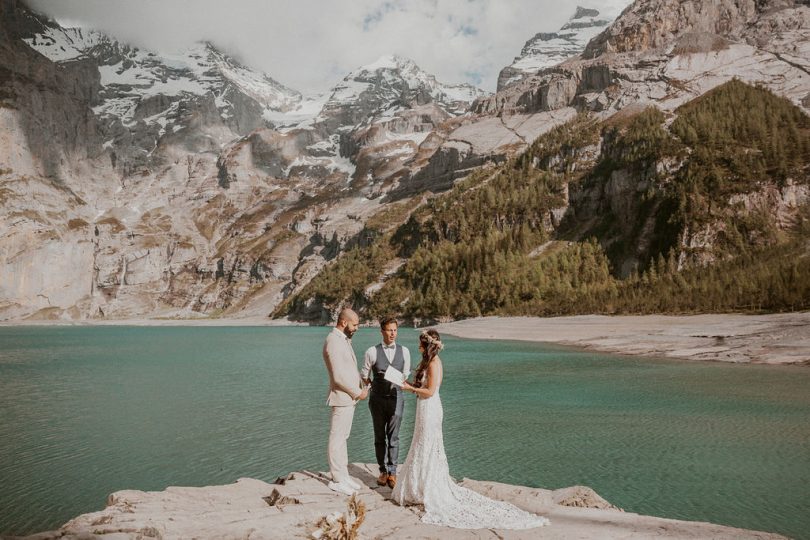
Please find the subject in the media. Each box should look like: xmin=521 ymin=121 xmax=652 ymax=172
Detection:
xmin=368 ymin=343 xmax=405 ymax=475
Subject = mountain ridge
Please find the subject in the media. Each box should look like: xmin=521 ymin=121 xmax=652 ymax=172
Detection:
xmin=1 ymin=0 xmax=808 ymax=322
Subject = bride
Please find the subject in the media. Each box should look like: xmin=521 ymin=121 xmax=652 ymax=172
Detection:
xmin=392 ymin=329 xmax=550 ymax=530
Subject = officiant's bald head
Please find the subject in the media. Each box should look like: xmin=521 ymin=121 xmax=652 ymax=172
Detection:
xmin=336 ymin=308 xmax=359 ymax=338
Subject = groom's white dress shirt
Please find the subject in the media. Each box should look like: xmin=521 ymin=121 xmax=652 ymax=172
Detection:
xmin=361 ymin=342 xmax=411 ymax=381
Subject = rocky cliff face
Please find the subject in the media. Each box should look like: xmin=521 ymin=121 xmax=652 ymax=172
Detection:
xmin=475 ymin=0 xmax=810 ymax=117
xmin=583 ymin=0 xmax=800 ymax=58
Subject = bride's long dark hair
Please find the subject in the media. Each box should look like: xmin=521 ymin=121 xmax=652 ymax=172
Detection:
xmin=413 ymin=329 xmax=443 ymax=388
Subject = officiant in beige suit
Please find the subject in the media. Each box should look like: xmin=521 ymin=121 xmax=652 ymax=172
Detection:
xmin=322 ymin=307 xmax=368 ymax=496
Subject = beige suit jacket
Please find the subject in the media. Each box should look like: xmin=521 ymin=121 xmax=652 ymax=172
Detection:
xmin=323 ymin=327 xmax=363 ymax=407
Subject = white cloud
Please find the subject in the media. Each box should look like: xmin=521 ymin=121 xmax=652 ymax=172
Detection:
xmin=26 ymin=0 xmax=629 ymax=94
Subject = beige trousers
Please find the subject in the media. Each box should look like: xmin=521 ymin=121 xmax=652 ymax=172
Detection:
xmin=328 ymin=404 xmax=356 ymax=483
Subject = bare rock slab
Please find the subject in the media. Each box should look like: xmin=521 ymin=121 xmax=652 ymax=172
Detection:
xmin=16 ymin=463 xmax=786 ymax=539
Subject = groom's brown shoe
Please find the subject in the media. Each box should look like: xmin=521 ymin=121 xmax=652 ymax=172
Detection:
xmin=377 ymin=472 xmax=388 ymax=486
xmin=387 ymin=474 xmax=397 ymax=489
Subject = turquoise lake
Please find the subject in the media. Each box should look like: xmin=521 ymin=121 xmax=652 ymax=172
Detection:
xmin=0 ymin=326 xmax=808 ymax=538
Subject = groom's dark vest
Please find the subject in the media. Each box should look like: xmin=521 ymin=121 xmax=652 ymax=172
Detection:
xmin=370 ymin=344 xmax=405 ymax=398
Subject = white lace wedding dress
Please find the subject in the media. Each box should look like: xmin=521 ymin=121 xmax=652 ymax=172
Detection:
xmin=391 ymin=390 xmax=550 ymax=529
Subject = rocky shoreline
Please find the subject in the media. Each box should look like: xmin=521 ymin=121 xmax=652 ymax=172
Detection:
xmin=4 ymin=312 xmax=809 ymax=365
xmin=437 ymin=313 xmax=810 ymax=365
xmin=12 ymin=463 xmax=786 ymax=540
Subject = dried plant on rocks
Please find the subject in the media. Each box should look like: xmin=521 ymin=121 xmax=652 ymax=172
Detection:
xmin=311 ymin=493 xmax=366 ymax=540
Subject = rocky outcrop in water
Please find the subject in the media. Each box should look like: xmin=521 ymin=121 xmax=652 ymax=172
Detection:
xmin=19 ymin=463 xmax=787 ymax=539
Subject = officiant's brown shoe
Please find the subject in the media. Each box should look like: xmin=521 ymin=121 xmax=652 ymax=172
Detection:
xmin=377 ymin=472 xmax=389 ymax=486
xmin=387 ymin=474 xmax=397 ymax=489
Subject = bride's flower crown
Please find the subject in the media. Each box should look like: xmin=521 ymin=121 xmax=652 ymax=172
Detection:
xmin=420 ymin=330 xmax=444 ymax=351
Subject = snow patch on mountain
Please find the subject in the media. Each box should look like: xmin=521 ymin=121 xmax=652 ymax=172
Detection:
xmin=263 ymin=94 xmax=328 ymax=131
xmin=23 ymin=25 xmax=105 ymax=61
xmin=286 ymin=134 xmax=356 ymax=178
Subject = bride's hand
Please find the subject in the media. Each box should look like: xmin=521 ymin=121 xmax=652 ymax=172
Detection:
xmin=402 ymin=381 xmax=414 ymax=392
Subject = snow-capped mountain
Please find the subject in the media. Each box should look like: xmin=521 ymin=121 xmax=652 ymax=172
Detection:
xmin=319 ymin=54 xmax=488 ymax=130
xmin=24 ymin=22 xmax=304 ymax=136
xmin=288 ymin=54 xmax=491 ymax=196
xmin=497 ymin=3 xmax=631 ymax=91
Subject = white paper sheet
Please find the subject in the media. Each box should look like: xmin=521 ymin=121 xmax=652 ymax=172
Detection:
xmin=383 ymin=365 xmax=405 ymax=387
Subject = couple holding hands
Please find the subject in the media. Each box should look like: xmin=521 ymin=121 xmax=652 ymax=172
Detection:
xmin=322 ymin=308 xmax=549 ymax=530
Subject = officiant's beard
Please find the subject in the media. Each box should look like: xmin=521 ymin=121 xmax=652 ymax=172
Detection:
xmin=342 ymin=327 xmax=356 ymax=339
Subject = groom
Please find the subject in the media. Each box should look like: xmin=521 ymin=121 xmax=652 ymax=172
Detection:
xmin=361 ymin=317 xmax=410 ymax=489
xmin=323 ymin=307 xmax=368 ymax=496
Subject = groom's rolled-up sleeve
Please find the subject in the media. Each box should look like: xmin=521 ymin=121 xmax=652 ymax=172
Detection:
xmin=360 ymin=347 xmax=375 ymax=380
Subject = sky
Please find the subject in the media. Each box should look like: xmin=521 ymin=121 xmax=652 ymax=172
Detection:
xmin=26 ymin=0 xmax=629 ymax=95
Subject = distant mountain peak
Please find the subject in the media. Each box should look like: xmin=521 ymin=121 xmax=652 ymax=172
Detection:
xmin=321 ymin=54 xmax=488 ymax=127
xmin=358 ymin=54 xmax=414 ymax=71
xmin=573 ymin=6 xmax=601 ymax=19
xmin=496 ymin=1 xmax=632 ymax=91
